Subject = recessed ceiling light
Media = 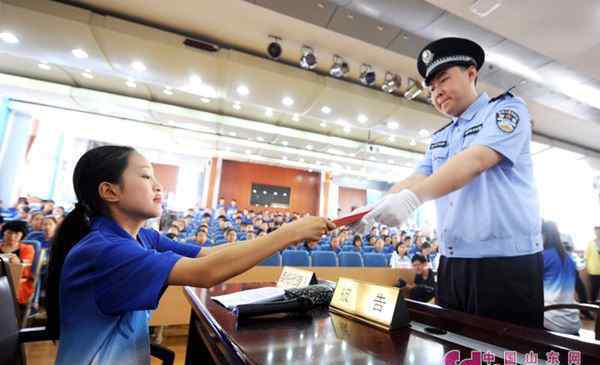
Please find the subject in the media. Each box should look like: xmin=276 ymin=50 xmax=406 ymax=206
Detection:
xmin=405 ymin=162 xmax=413 ymax=167
xmin=388 ymin=159 xmax=395 ymax=164
xmin=236 ymin=85 xmax=250 ymax=96
xmin=0 ymin=32 xmax=19 ymax=44
xmin=233 ymin=103 xmax=241 ymax=110
xmin=317 ymin=3 xmax=325 ymax=9
xmin=257 ymin=136 xmax=264 ymax=142
xmin=38 ymin=63 xmax=51 ymax=71
xmin=201 ymin=98 xmax=211 ymax=103
xmin=418 ymin=129 xmax=430 ymax=137
xmin=308 ymin=169 xmax=313 ymax=173
xmin=282 ymin=96 xmax=294 ymax=107
xmin=163 ymin=88 xmax=174 ymax=95
xmin=343 ymin=126 xmax=351 ymax=134
xmin=281 ymin=140 xmax=288 ymax=146
xmin=388 ymin=135 xmax=396 ymax=142
xmin=409 ymin=139 xmax=417 ymax=146
xmin=306 ymin=144 xmax=313 ymax=150
xmin=369 ymin=156 xmax=376 ymax=161
xmin=346 ymin=14 xmax=354 ymax=20
xmin=71 ymin=48 xmax=88 ymax=59
xmin=316 ymin=161 xmax=322 ymax=165
xmin=81 ymin=72 xmax=94 ymax=79
xmin=245 ymin=149 xmax=252 ymax=155
xmin=348 ymin=153 xmax=356 ymax=157
xmin=321 ymin=106 xmax=332 ymax=114
xmin=131 ymin=61 xmax=147 ymax=72
xmin=282 ymin=156 xmax=288 ymax=160
xmin=265 ymin=108 xmax=274 ymax=117
xmin=225 ymin=146 xmax=231 ymax=151
xmin=126 ymin=80 xmax=137 ymax=88
xmin=387 ymin=121 xmax=399 ymax=130
xmin=299 ymin=158 xmax=305 ymax=163
xmin=292 ymin=113 xmax=300 ymax=122
xmin=357 ymin=114 xmax=368 ymax=124
xmin=320 ymin=122 xmax=327 ymax=128
xmin=229 ymin=132 xmax=237 ymax=137
xmin=377 ymin=25 xmax=384 ymax=31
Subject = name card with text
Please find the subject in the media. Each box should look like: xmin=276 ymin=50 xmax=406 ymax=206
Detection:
xmin=276 ymin=267 xmax=317 ymax=289
xmin=329 ymin=277 xmax=409 ymax=331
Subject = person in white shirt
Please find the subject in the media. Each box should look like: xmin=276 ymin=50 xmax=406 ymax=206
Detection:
xmin=390 ymin=242 xmax=412 ymax=268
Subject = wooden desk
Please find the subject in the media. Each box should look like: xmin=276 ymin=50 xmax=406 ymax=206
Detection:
xmin=184 ymin=283 xmax=600 ymax=364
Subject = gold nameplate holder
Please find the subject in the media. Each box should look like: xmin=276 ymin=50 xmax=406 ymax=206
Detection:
xmin=276 ymin=267 xmax=318 ymax=289
xmin=329 ymin=277 xmax=409 ymax=331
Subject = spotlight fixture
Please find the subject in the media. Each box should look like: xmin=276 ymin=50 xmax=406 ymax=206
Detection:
xmin=299 ymin=46 xmax=317 ymax=70
xmin=329 ymin=55 xmax=349 ymax=78
xmin=359 ymin=64 xmax=376 ymax=86
xmin=403 ymin=78 xmax=424 ymax=100
xmin=267 ymin=35 xmax=282 ymax=59
xmin=382 ymin=72 xmax=400 ymax=93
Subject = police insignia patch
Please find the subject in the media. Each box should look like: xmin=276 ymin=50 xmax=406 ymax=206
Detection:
xmin=496 ymin=109 xmax=519 ymax=133
xmin=422 ymin=49 xmax=434 ymax=65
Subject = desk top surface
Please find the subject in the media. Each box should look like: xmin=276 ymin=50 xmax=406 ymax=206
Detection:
xmin=184 ymin=283 xmax=600 ymax=365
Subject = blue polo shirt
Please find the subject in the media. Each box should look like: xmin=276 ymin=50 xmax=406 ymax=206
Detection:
xmin=55 ymin=216 xmax=200 ymax=365
xmin=416 ymin=92 xmax=542 ymax=258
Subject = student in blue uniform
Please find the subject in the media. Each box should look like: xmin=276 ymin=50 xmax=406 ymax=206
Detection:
xmin=46 ymin=145 xmax=334 ymax=365
xmin=361 ymin=37 xmax=543 ymax=328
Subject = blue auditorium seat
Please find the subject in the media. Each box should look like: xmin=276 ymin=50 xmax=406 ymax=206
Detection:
xmin=311 ymin=251 xmax=337 ymax=267
xmin=338 ymin=252 xmax=363 ymax=267
xmin=318 ymin=244 xmax=332 ymax=251
xmin=363 ymin=253 xmax=387 ymax=267
xmin=259 ymin=253 xmax=282 ymax=266
xmin=282 ymin=250 xmax=310 ymax=267
xmin=25 ymin=231 xmax=45 ymax=242
xmin=341 ymin=245 xmax=356 ymax=252
xmin=385 ymin=253 xmax=393 ymax=265
xmin=362 ymin=245 xmax=374 ymax=253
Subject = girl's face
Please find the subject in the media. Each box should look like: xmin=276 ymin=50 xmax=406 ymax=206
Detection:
xmin=43 ymin=218 xmax=57 ymax=238
xmin=3 ymin=230 xmax=22 ymax=247
xmin=397 ymin=244 xmax=407 ymax=255
xmin=30 ymin=214 xmax=44 ymax=230
xmin=111 ymin=153 xmax=163 ymax=220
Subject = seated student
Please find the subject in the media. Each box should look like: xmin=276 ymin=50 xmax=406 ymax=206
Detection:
xmin=380 ymin=226 xmax=390 ymax=237
xmin=0 ymin=220 xmax=35 ymax=306
xmin=216 ymin=197 xmax=226 ymax=210
xmin=53 ymin=206 xmax=65 ymax=225
xmin=246 ymin=231 xmax=256 ymax=240
xmin=165 ymin=225 xmax=180 ymax=240
xmin=46 ymin=146 xmax=334 ymax=364
xmin=365 ymin=226 xmax=378 ymax=242
xmin=420 ymin=242 xmax=432 ymax=261
xmin=542 ymin=220 xmax=581 ymax=335
xmin=383 ymin=235 xmax=392 ymax=246
xmin=353 ymin=235 xmax=363 ymax=252
xmin=29 ymin=211 xmax=45 ymax=232
xmin=367 ymin=235 xmax=377 ymax=247
xmin=373 ymin=238 xmax=385 ymax=253
xmin=256 ymin=229 xmax=268 ymax=237
xmin=42 ymin=200 xmax=55 ymax=216
xmin=41 ymin=216 xmax=58 ymax=249
xmin=390 ymin=242 xmax=412 ymax=268
xmin=194 ymin=230 xmax=210 ymax=246
xmin=330 ymin=236 xmax=342 ymax=253
xmin=391 ymin=234 xmax=401 ymax=247
xmin=19 ymin=206 xmax=31 ymax=222
xmin=225 ymin=228 xmax=237 ymax=243
xmin=304 ymin=240 xmax=319 ymax=252
xmin=398 ymin=255 xmax=435 ymax=303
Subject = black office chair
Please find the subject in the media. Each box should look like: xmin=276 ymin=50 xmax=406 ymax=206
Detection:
xmin=0 ymin=257 xmax=175 ymax=365
xmin=544 ymin=303 xmax=600 ymax=340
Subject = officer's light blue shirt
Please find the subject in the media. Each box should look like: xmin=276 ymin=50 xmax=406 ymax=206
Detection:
xmin=416 ymin=92 xmax=542 ymax=258
xmin=55 ymin=216 xmax=200 ymax=365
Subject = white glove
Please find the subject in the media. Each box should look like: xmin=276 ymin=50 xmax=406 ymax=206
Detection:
xmin=361 ymin=189 xmax=422 ymax=228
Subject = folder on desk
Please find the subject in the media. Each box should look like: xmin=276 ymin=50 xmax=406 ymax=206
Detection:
xmin=212 ymin=286 xmax=286 ymax=310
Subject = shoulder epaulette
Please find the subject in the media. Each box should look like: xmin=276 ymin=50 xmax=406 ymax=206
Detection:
xmin=489 ymin=87 xmax=515 ymax=104
xmin=432 ymin=120 xmax=453 ymax=135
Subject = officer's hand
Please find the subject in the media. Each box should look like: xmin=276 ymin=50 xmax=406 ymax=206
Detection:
xmin=362 ymin=189 xmax=422 ymax=228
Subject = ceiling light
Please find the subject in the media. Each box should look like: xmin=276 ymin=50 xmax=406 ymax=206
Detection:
xmin=359 ymin=64 xmax=376 ymax=86
xmin=201 ymin=98 xmax=211 ymax=103
xmin=388 ymin=135 xmax=396 ymax=142
xmin=300 ymin=46 xmax=317 ymax=70
xmin=348 ymin=153 xmax=356 ymax=157
xmin=316 ymin=161 xmax=322 ymax=165
xmin=267 ymin=35 xmax=282 ymax=59
xmin=225 ymin=146 xmax=231 ymax=152
xmin=308 ymin=169 xmax=313 ymax=173
xmin=357 ymin=114 xmax=368 ymax=124
xmin=409 ymin=139 xmax=417 ymax=146
xmin=38 ymin=63 xmax=51 ymax=71
xmin=281 ymin=96 xmax=295 ymax=107
xmin=470 ymin=0 xmax=502 ymax=17
xmin=329 ymin=55 xmax=349 ymax=78
xmin=229 ymin=132 xmax=237 ymax=137
xmin=387 ymin=121 xmax=399 ymax=130
xmin=81 ymin=72 xmax=94 ymax=79
xmin=282 ymin=156 xmax=288 ymax=160
xmin=317 ymin=3 xmax=325 ymax=8
xmin=321 ymin=106 xmax=332 ymax=114
xmin=185 ymin=75 xmax=218 ymax=98
xmin=369 ymin=156 xmax=376 ymax=161
xmin=236 ymin=85 xmax=250 ymax=96
xmin=292 ymin=113 xmax=300 ymax=122
xmin=257 ymin=136 xmax=264 ymax=142
xmin=388 ymin=159 xmax=395 ymax=164
xmin=418 ymin=129 xmax=430 ymax=137
xmin=327 ymin=148 xmax=343 ymax=155
xmin=405 ymin=162 xmax=413 ymax=167
xmin=377 ymin=25 xmax=384 ymax=31
xmin=233 ymin=103 xmax=241 ymax=110
xmin=0 ymin=32 xmax=19 ymax=44
xmin=343 ymin=126 xmax=351 ymax=134
xmin=265 ymin=108 xmax=274 ymax=117
xmin=299 ymin=158 xmax=305 ymax=163
xmin=306 ymin=144 xmax=313 ymax=150
xmin=126 ymin=80 xmax=137 ymax=88
xmin=131 ymin=61 xmax=147 ymax=72
xmin=163 ymin=87 xmax=174 ymax=96
xmin=71 ymin=48 xmax=88 ymax=59
xmin=281 ymin=140 xmax=288 ymax=146
xmin=320 ymin=122 xmax=328 ymax=128
xmin=382 ymin=71 xmax=400 ymax=93
xmin=404 ymin=78 xmax=424 ymax=100
xmin=245 ymin=149 xmax=252 ymax=155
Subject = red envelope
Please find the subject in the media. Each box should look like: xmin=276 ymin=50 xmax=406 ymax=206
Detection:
xmin=331 ymin=209 xmax=372 ymax=226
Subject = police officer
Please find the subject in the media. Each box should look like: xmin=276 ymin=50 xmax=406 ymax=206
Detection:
xmin=362 ymin=37 xmax=543 ymax=328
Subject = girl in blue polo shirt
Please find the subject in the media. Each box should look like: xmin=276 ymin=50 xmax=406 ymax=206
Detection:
xmin=46 ymin=145 xmax=334 ymax=365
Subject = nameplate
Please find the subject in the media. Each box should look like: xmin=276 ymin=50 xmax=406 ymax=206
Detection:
xmin=329 ymin=277 xmax=409 ymax=331
xmin=276 ymin=267 xmax=317 ymax=289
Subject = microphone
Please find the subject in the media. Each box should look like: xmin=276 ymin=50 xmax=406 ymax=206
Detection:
xmin=234 ymin=284 xmax=334 ymax=318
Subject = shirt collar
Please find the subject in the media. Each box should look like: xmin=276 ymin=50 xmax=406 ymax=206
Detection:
xmin=91 ymin=216 xmax=135 ymax=240
xmin=452 ymin=92 xmax=490 ymax=125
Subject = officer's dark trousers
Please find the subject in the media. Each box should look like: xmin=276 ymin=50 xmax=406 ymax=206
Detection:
xmin=437 ymin=252 xmax=544 ymax=329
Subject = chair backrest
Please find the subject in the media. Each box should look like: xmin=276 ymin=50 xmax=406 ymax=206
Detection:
xmin=0 ymin=257 xmax=25 ymax=365
xmin=282 ymin=250 xmax=310 ymax=267
xmin=25 ymin=231 xmax=45 ymax=243
xmin=363 ymin=253 xmax=387 ymax=267
xmin=385 ymin=253 xmax=393 ymax=265
xmin=258 ymin=253 xmax=282 ymax=267
xmin=341 ymin=245 xmax=356 ymax=252
xmin=311 ymin=251 xmax=338 ymax=267
xmin=338 ymin=252 xmax=364 ymax=267
xmin=318 ymin=244 xmax=332 ymax=251
xmin=21 ymin=240 xmax=41 ymax=272
xmin=362 ymin=245 xmax=375 ymax=253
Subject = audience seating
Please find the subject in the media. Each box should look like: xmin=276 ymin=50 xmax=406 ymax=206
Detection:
xmin=338 ymin=252 xmax=363 ymax=267
xmin=282 ymin=250 xmax=310 ymax=267
xmin=258 ymin=253 xmax=282 ymax=266
xmin=363 ymin=253 xmax=387 ymax=267
xmin=310 ymin=251 xmax=338 ymax=267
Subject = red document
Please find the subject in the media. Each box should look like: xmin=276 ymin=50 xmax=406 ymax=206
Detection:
xmin=331 ymin=209 xmax=372 ymax=226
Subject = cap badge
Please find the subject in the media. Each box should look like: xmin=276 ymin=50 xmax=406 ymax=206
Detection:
xmin=422 ymin=49 xmax=434 ymax=65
